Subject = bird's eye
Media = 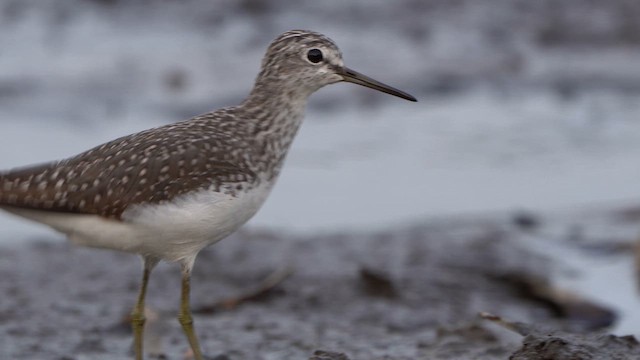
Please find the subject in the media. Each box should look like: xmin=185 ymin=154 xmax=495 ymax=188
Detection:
xmin=307 ymin=49 xmax=323 ymax=63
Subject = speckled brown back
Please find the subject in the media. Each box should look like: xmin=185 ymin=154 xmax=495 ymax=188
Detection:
xmin=0 ymin=113 xmax=258 ymax=219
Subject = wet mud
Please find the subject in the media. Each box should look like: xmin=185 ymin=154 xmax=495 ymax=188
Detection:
xmin=1 ymin=214 xmax=637 ymax=359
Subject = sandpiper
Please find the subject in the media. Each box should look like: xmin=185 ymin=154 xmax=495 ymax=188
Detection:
xmin=0 ymin=30 xmax=416 ymax=359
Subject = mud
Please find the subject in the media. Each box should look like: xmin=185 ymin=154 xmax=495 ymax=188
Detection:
xmin=1 ymin=214 xmax=637 ymax=359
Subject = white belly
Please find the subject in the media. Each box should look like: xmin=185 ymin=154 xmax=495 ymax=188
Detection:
xmin=2 ymin=182 xmax=274 ymax=263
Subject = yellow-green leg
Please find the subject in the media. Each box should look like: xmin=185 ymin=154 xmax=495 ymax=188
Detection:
xmin=178 ymin=262 xmax=204 ymax=360
xmin=131 ymin=257 xmax=157 ymax=360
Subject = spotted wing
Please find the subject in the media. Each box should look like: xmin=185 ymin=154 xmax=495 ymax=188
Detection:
xmin=0 ymin=124 xmax=256 ymax=219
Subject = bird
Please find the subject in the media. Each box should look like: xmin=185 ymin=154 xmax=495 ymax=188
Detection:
xmin=0 ymin=30 xmax=416 ymax=359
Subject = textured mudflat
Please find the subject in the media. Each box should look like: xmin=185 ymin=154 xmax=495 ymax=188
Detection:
xmin=1 ymin=211 xmax=636 ymax=359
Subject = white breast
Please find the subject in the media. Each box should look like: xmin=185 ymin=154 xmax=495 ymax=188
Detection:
xmin=2 ymin=181 xmax=274 ymax=263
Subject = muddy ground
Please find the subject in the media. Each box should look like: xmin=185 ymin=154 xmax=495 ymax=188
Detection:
xmin=1 ymin=211 xmax=639 ymax=359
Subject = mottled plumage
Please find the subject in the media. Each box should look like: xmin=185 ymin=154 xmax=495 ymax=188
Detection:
xmin=1 ymin=111 xmax=264 ymax=219
xmin=0 ymin=30 xmax=416 ymax=359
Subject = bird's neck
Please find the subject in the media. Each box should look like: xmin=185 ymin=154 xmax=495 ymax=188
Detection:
xmin=238 ymin=78 xmax=311 ymax=180
xmin=243 ymin=74 xmax=312 ymax=113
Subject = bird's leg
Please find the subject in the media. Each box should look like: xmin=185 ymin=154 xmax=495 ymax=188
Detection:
xmin=178 ymin=260 xmax=205 ymax=360
xmin=132 ymin=257 xmax=158 ymax=360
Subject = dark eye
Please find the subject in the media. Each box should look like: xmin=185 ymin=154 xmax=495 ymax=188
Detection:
xmin=307 ymin=48 xmax=323 ymax=63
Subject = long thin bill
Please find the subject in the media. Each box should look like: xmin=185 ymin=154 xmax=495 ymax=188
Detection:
xmin=341 ymin=67 xmax=417 ymax=102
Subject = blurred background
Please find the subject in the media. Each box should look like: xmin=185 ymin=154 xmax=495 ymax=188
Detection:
xmin=1 ymin=0 xmax=640 ymax=337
